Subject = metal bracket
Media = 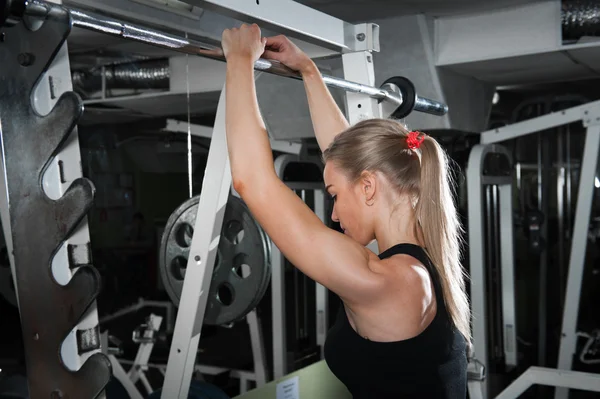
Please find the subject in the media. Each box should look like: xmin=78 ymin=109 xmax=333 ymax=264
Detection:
xmin=0 ymin=5 xmax=111 ymax=398
xmin=582 ymin=105 xmax=600 ymax=127
xmin=345 ymin=23 xmax=380 ymax=52
xmin=467 ymin=358 xmax=486 ymax=381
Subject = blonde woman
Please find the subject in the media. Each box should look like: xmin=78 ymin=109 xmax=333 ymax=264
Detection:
xmin=221 ymin=24 xmax=470 ymax=398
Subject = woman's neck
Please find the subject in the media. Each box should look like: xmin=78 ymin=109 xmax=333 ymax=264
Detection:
xmin=373 ymin=201 xmax=421 ymax=254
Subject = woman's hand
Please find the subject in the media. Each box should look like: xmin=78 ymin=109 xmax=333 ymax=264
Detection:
xmin=222 ymin=24 xmax=267 ymax=63
xmin=263 ymin=35 xmax=314 ymax=74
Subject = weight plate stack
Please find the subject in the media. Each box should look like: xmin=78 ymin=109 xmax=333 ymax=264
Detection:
xmin=159 ymin=195 xmax=271 ymax=326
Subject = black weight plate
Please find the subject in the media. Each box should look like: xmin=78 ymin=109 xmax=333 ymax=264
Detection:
xmin=159 ymin=195 xmax=271 ymax=326
xmin=248 ymin=222 xmax=272 ymax=311
xmin=381 ymin=76 xmax=416 ymax=119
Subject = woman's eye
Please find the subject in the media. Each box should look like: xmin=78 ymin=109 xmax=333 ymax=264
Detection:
xmin=331 ymin=195 xmax=337 ymax=202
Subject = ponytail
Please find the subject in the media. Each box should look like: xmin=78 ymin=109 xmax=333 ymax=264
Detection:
xmin=416 ymin=136 xmax=471 ymax=344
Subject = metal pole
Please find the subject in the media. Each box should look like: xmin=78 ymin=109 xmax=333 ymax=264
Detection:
xmin=537 ymin=129 xmax=547 ymax=368
xmin=555 ymin=124 xmax=600 ymax=399
xmin=9 ymin=0 xmax=449 ymax=116
xmin=557 ymin=129 xmax=565 ymax=306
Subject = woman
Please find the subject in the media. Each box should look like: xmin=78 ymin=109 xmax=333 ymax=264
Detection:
xmin=221 ymin=24 xmax=469 ymax=398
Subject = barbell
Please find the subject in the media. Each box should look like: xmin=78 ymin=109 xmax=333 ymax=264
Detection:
xmin=1 ymin=0 xmax=448 ymax=119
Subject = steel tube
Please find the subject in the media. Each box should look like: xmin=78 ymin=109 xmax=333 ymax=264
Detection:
xmin=414 ymin=95 xmax=448 ymax=117
xmin=14 ymin=0 xmax=448 ymax=116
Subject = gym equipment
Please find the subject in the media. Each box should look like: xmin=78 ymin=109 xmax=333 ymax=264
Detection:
xmin=469 ymin=100 xmax=600 ymax=399
xmin=2 ymin=0 xmax=448 ymax=120
xmin=0 ymin=4 xmax=110 ymax=398
xmin=467 ymin=144 xmax=518 ymax=382
xmin=578 ymin=330 xmax=600 ymax=365
xmin=380 ymin=76 xmax=417 ymax=119
xmin=159 ymin=195 xmax=271 ymax=326
xmin=112 ymin=310 xmax=267 ymax=396
xmin=525 ymin=209 xmax=545 ymax=254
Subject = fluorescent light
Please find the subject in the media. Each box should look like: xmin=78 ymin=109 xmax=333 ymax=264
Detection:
xmin=595 ymin=177 xmax=600 ymax=188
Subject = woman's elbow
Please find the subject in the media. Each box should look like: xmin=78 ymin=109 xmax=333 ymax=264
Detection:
xmin=231 ymin=172 xmax=275 ymax=203
xmin=232 ymin=177 xmax=247 ymax=197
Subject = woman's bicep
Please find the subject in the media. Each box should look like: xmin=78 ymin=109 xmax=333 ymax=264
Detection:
xmin=237 ymin=175 xmax=384 ymax=302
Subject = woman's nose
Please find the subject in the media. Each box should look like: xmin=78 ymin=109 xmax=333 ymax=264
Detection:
xmin=331 ymin=207 xmax=339 ymax=223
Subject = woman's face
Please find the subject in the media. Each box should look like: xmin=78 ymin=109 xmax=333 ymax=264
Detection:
xmin=323 ymin=162 xmax=374 ymax=246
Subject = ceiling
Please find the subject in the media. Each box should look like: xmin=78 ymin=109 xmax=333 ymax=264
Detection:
xmin=64 ymin=0 xmax=575 ymax=127
xmin=293 ymin=0 xmax=547 ymax=22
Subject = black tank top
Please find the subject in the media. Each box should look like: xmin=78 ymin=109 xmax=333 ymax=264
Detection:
xmin=323 ymin=243 xmax=467 ymax=398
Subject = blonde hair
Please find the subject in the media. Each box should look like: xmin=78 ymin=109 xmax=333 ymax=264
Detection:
xmin=322 ymin=118 xmax=471 ymax=343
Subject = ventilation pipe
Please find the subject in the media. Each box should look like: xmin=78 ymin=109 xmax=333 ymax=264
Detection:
xmin=72 ymin=58 xmax=170 ymax=98
xmin=562 ymin=0 xmax=600 ymax=41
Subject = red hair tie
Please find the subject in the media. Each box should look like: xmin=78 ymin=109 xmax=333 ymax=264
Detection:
xmin=406 ymin=131 xmax=425 ymax=150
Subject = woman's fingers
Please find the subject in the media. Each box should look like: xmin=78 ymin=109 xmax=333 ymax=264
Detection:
xmin=262 ymin=49 xmax=283 ymax=61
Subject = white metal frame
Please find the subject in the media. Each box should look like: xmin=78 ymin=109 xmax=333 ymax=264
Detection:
xmin=182 ymin=0 xmax=379 ymax=54
xmin=160 ymin=86 xmax=232 ymax=398
xmin=467 ymin=143 xmax=518 ymax=399
xmin=103 ymin=314 xmax=164 ymax=399
xmin=342 ymin=51 xmax=383 ymax=124
xmin=163 ymin=117 xmax=271 ymax=392
xmin=496 ymin=367 xmax=600 ymax=399
xmin=128 ymin=314 xmax=164 ymax=396
xmin=469 ymin=100 xmax=600 ymax=399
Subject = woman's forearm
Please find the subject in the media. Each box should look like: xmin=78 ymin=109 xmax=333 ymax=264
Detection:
xmin=301 ymin=61 xmax=350 ymax=151
xmin=225 ymin=56 xmax=275 ymax=184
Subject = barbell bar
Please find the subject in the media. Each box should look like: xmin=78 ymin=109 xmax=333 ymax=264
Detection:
xmin=1 ymin=0 xmax=448 ymax=117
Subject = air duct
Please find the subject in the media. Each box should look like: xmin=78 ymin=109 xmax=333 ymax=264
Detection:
xmin=72 ymin=58 xmax=170 ymax=98
xmin=562 ymin=0 xmax=600 ymax=41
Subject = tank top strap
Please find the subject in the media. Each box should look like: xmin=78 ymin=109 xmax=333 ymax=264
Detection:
xmin=378 ymin=243 xmax=430 ymax=264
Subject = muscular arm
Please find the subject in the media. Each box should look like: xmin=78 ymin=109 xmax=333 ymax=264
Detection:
xmin=301 ymin=61 xmax=350 ymax=151
xmin=225 ymin=56 xmax=275 ymax=181
xmin=223 ymin=26 xmax=384 ymax=304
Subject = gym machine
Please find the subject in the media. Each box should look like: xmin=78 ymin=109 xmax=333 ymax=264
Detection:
xmin=0 ymin=0 xmax=449 ymax=398
xmin=102 ymin=314 xmax=165 ymax=399
xmin=466 ymin=99 xmax=600 ymax=398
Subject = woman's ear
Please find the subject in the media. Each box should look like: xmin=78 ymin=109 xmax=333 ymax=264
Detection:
xmin=360 ymin=171 xmax=377 ymax=206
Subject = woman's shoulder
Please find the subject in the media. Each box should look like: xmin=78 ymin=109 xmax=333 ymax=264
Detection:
xmin=370 ymin=252 xmax=434 ymax=289
xmin=366 ymin=254 xmax=437 ymax=330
